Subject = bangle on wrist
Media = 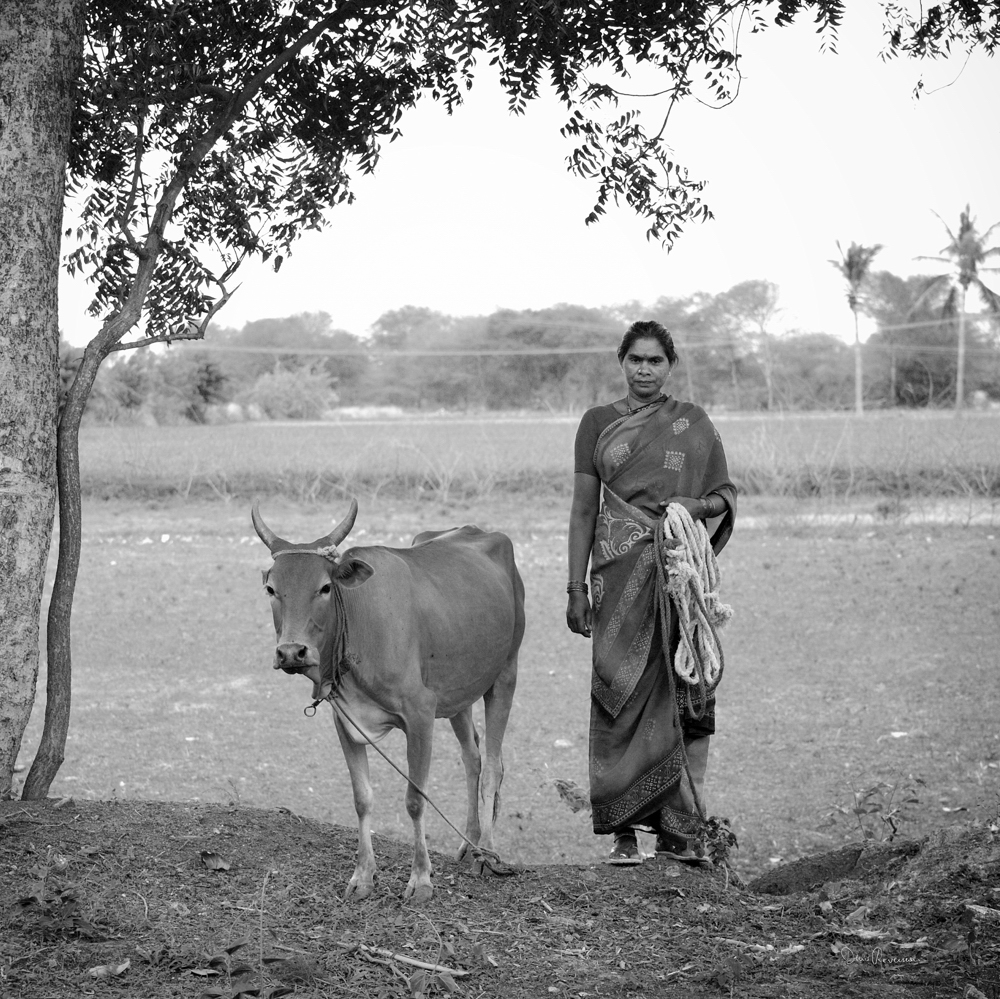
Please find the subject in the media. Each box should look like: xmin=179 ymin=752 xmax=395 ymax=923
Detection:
xmin=566 ymin=580 xmax=589 ymax=595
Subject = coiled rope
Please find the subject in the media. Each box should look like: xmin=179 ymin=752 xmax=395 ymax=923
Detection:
xmin=653 ymin=503 xmax=733 ymax=721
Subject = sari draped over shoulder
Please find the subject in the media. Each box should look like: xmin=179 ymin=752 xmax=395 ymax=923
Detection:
xmin=587 ymin=396 xmax=736 ymax=837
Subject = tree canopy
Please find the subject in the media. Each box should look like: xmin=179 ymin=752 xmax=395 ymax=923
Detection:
xmin=66 ymin=0 xmax=1000 ymax=350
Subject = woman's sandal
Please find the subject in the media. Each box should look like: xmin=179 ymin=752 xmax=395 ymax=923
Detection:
xmin=655 ymin=833 xmax=712 ymax=867
xmin=605 ymin=832 xmax=643 ymax=866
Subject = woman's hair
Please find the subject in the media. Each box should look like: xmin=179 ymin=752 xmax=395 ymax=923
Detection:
xmin=617 ymin=320 xmax=678 ymax=366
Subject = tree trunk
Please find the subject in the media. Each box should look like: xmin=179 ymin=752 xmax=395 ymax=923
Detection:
xmin=955 ymin=286 xmax=967 ymax=415
xmin=889 ymin=341 xmax=897 ymax=407
xmin=684 ymin=353 xmax=696 ymax=405
xmin=761 ymin=337 xmax=774 ymax=411
xmin=22 ymin=344 xmax=103 ymax=798
xmin=853 ymin=308 xmax=864 ymax=415
xmin=0 ymin=0 xmax=83 ymax=800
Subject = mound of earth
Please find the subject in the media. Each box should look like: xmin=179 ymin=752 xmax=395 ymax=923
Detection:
xmin=1 ymin=799 xmax=997 ymax=998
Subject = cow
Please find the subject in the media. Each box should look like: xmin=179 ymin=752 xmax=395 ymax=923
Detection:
xmin=252 ymin=498 xmax=524 ymax=903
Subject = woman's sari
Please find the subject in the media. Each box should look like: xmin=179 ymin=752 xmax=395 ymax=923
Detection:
xmin=588 ymin=396 xmax=736 ymax=837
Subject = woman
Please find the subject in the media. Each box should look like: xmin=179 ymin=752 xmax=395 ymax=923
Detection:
xmin=566 ymin=320 xmax=736 ymax=865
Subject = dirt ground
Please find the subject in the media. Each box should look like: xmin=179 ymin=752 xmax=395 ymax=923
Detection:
xmin=2 ymin=798 xmax=998 ymax=999
xmin=15 ymin=495 xmax=1000 ymax=874
xmin=7 ymin=493 xmax=1000 ymax=996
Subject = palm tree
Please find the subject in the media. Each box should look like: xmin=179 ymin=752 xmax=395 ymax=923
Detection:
xmin=915 ymin=205 xmax=1000 ymax=413
xmin=831 ymin=241 xmax=882 ymax=415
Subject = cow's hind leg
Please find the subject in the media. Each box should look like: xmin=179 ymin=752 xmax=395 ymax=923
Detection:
xmin=402 ymin=710 xmax=436 ymax=903
xmin=449 ymin=707 xmax=482 ymax=862
xmin=477 ymin=655 xmax=518 ymax=871
xmin=334 ymin=715 xmax=377 ymax=900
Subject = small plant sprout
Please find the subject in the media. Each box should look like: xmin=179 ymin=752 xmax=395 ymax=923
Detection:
xmin=829 ymin=775 xmax=925 ymax=842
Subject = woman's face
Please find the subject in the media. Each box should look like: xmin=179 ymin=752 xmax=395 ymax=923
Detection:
xmin=621 ymin=336 xmax=672 ymax=402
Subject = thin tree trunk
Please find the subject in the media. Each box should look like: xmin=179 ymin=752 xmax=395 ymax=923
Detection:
xmin=762 ymin=338 xmax=774 ymax=411
xmin=21 ymin=2 xmax=359 ymax=798
xmin=889 ymin=341 xmax=897 ymax=407
xmin=23 ymin=344 xmax=105 ymax=798
xmin=955 ymin=287 xmax=967 ymax=415
xmin=0 ymin=0 xmax=83 ymax=799
xmin=853 ymin=308 xmax=863 ymax=415
xmin=24 ymin=223 xmax=168 ymax=798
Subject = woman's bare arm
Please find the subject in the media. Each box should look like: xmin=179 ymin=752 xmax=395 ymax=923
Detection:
xmin=566 ymin=472 xmax=601 ymax=636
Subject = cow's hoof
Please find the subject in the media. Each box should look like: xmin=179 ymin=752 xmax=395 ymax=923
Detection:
xmin=344 ymin=881 xmax=374 ymax=901
xmin=404 ymin=882 xmax=433 ymax=904
xmin=455 ymin=842 xmax=471 ymax=863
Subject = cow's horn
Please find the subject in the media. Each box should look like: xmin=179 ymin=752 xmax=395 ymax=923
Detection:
xmin=315 ymin=497 xmax=358 ymax=549
xmin=251 ymin=500 xmax=293 ymax=553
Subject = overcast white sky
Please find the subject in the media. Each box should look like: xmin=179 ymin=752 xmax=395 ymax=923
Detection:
xmin=58 ymin=8 xmax=999 ymax=348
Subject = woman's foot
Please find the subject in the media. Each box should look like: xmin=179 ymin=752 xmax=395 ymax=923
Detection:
xmin=655 ymin=832 xmax=710 ymax=866
xmin=606 ymin=830 xmax=643 ymax=866
xmin=654 ymin=831 xmax=687 ymax=855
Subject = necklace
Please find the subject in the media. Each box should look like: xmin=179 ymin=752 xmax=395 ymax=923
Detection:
xmin=626 ymin=393 xmax=665 ymax=414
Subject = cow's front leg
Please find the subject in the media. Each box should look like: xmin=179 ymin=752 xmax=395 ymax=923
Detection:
xmin=334 ymin=714 xmax=377 ymax=900
xmin=402 ymin=712 xmax=436 ymax=903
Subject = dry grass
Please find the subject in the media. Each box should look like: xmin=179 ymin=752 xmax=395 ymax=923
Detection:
xmin=77 ymin=410 xmax=1000 ymax=502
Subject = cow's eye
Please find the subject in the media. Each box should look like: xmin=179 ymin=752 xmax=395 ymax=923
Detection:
xmin=265 ymin=585 xmax=276 ymax=597
xmin=319 ymin=583 xmax=332 ymax=595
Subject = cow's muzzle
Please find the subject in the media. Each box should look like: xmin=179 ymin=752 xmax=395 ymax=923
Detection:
xmin=274 ymin=643 xmax=320 ymax=673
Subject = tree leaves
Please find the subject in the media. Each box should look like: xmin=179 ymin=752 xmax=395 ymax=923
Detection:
xmin=65 ymin=1 xmax=1000 ymax=348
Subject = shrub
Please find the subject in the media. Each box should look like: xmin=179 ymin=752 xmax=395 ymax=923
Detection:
xmin=236 ymin=363 xmax=337 ymax=420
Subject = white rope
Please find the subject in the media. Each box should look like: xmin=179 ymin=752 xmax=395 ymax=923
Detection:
xmin=660 ymin=504 xmax=732 ymax=688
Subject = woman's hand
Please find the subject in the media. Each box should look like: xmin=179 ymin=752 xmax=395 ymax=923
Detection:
xmin=659 ymin=496 xmax=705 ymax=519
xmin=566 ymin=591 xmax=593 ymax=637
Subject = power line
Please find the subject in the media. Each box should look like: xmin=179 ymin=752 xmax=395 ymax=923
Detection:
xmin=184 ymin=343 xmax=618 ymax=357
xmin=153 ymin=336 xmax=1000 ymax=359
xmin=128 ymin=311 xmax=997 ymax=359
xmin=865 ymin=314 xmax=997 ymax=334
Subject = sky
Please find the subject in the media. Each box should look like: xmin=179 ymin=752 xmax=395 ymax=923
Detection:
xmin=58 ymin=7 xmax=1000 ymax=348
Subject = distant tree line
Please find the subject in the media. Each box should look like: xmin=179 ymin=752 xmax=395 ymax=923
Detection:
xmin=62 ymin=274 xmax=1000 ymax=423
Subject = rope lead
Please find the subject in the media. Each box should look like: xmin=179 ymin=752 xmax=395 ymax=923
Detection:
xmin=304 ymin=680 xmax=515 ymax=876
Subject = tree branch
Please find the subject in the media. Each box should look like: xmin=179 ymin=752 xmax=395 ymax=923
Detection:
xmin=92 ymin=0 xmax=387 ymax=359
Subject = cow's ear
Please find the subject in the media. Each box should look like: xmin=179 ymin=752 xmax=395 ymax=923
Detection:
xmin=334 ymin=557 xmax=374 ymax=588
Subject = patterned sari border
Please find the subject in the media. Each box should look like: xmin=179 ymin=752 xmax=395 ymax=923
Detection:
xmin=591 ymin=741 xmax=691 ymax=834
